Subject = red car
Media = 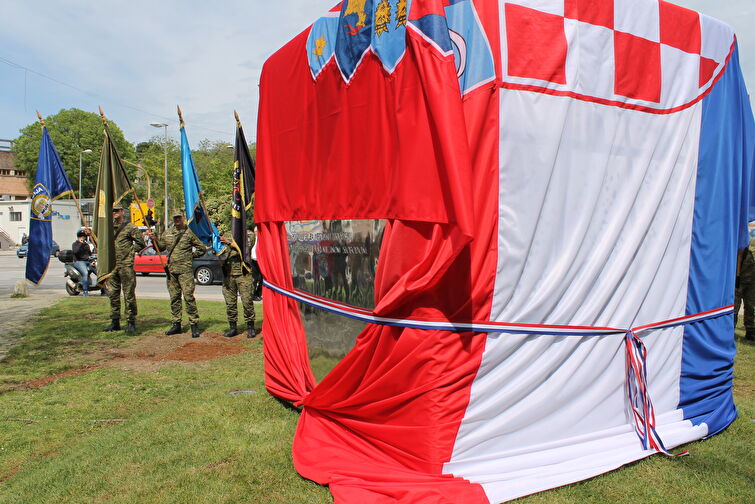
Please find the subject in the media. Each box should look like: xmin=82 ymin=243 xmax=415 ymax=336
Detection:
xmin=134 ymin=245 xmax=167 ymax=275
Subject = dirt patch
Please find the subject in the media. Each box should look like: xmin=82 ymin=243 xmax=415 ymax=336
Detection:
xmin=110 ymin=331 xmax=251 ymax=371
xmin=20 ymin=331 xmax=254 ymax=387
xmin=26 ymin=367 xmax=99 ymax=388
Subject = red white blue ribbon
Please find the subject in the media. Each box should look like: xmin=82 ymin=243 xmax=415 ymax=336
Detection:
xmin=263 ymin=279 xmax=733 ymax=457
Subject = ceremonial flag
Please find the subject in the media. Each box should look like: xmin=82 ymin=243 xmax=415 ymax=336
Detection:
xmin=93 ymin=120 xmax=135 ymax=284
xmin=257 ymin=2 xmax=754 ymax=504
xmin=179 ymin=113 xmax=224 ymax=253
xmin=230 ymin=112 xmax=255 ymax=268
xmin=26 ymin=123 xmax=74 ymax=285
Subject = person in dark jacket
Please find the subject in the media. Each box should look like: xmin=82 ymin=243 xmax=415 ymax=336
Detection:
xmin=72 ymin=229 xmax=92 ymax=296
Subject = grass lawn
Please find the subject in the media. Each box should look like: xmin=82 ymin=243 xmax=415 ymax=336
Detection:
xmin=0 ymin=297 xmax=752 ymax=503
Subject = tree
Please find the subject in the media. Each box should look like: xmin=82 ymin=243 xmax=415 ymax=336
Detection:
xmin=134 ymin=137 xmax=182 ymax=223
xmin=13 ymin=108 xmax=136 ymax=199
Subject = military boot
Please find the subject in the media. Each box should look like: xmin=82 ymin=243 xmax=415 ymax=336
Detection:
xmin=247 ymin=323 xmax=257 ymax=339
xmin=126 ymin=321 xmax=136 ymax=334
xmin=224 ymin=323 xmax=238 ymax=338
xmin=103 ymin=319 xmax=121 ymax=332
xmin=165 ymin=322 xmax=182 ymax=335
xmin=191 ymin=324 xmax=201 ymax=338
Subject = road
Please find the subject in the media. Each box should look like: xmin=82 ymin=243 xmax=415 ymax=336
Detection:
xmin=0 ymin=252 xmax=225 ymax=301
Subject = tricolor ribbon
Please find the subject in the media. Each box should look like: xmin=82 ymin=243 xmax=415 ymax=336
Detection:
xmin=263 ymin=279 xmax=733 ymax=457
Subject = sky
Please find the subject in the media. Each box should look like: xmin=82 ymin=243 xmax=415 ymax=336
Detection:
xmin=0 ymin=1 xmax=752 ymax=147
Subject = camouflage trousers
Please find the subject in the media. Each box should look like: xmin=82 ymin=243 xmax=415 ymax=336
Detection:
xmin=222 ymin=273 xmax=256 ymax=325
xmin=108 ymin=265 xmax=137 ymax=323
xmin=734 ymin=282 xmax=755 ymax=330
xmin=167 ymin=269 xmax=199 ymax=325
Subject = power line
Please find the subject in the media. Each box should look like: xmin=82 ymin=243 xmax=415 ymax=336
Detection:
xmin=0 ymin=55 xmax=234 ymax=137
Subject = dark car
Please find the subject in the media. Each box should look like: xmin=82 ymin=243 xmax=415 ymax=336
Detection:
xmin=16 ymin=241 xmax=59 ymax=258
xmin=193 ymin=251 xmax=224 ymax=285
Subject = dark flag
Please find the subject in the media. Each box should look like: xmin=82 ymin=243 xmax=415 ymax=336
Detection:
xmin=26 ymin=120 xmax=74 ymax=284
xmin=231 ymin=111 xmax=256 ymax=268
xmin=92 ymin=117 xmax=135 ymax=284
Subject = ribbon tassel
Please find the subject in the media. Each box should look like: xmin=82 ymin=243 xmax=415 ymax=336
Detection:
xmin=625 ymin=331 xmax=689 ymax=457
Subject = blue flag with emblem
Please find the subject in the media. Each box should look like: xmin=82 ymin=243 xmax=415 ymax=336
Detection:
xmin=26 ymin=125 xmax=74 ymax=285
xmin=179 ymin=115 xmax=224 ymax=254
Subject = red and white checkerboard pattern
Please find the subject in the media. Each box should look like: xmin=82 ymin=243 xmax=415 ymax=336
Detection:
xmin=500 ymin=0 xmax=735 ymax=113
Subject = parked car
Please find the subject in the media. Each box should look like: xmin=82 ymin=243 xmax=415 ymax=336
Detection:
xmin=193 ymin=251 xmax=224 ymax=285
xmin=133 ymin=245 xmax=167 ymax=275
xmin=16 ymin=241 xmax=60 ymax=258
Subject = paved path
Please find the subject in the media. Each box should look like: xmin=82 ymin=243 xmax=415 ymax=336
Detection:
xmin=0 ymin=291 xmax=64 ymax=362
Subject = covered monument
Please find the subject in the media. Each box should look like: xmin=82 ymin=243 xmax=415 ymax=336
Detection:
xmin=254 ymin=1 xmax=754 ymax=503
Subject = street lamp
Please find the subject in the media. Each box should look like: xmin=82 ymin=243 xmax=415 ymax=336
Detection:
xmin=150 ymin=122 xmax=169 ymax=226
xmin=78 ymin=148 xmax=92 ymax=199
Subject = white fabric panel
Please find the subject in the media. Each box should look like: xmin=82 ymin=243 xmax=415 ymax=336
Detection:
xmin=700 ymin=13 xmax=734 ymax=62
xmin=505 ymin=0 xmax=563 ymax=16
xmin=661 ymin=44 xmax=701 ymax=105
xmin=445 ymin=411 xmax=707 ymax=503
xmin=614 ymin=0 xmax=660 ymax=42
xmin=567 ymin=20 xmax=615 ymax=99
xmin=444 ymin=91 xmax=704 ymax=502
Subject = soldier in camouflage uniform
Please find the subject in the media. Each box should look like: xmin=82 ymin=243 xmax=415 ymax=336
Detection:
xmin=104 ymin=205 xmax=146 ymax=334
xmin=219 ymin=232 xmax=257 ymax=338
xmin=735 ymin=236 xmax=755 ymax=341
xmin=149 ymin=213 xmax=207 ymax=338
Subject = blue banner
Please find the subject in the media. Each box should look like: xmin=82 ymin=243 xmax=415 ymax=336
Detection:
xmin=26 ymin=127 xmax=73 ymax=284
xmin=180 ymin=125 xmax=224 ymax=253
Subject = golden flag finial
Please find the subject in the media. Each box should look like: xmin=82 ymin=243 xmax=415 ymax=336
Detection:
xmin=177 ymin=105 xmax=184 ymax=127
xmin=36 ymin=110 xmax=46 ymax=128
xmin=98 ymin=105 xmax=108 ymax=125
xmin=234 ymin=110 xmax=241 ymax=127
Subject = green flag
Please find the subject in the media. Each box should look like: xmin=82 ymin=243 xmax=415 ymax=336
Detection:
xmin=93 ymin=123 xmax=134 ymax=284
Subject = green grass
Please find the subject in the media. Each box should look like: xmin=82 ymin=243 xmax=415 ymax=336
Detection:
xmin=0 ymin=298 xmax=753 ymax=503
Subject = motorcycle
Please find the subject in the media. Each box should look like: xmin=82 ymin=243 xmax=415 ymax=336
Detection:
xmin=58 ymin=250 xmax=107 ymax=296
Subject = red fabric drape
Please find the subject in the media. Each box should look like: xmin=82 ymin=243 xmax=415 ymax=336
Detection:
xmin=255 ymin=1 xmax=501 ymax=501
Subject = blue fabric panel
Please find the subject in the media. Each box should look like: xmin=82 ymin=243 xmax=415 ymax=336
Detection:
xmin=410 ymin=14 xmax=452 ymax=54
xmin=680 ymin=45 xmax=755 ymax=436
xmin=335 ymin=0 xmax=375 ymax=81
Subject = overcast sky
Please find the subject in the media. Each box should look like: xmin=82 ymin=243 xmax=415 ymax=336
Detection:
xmin=0 ymin=1 xmax=752 ymax=147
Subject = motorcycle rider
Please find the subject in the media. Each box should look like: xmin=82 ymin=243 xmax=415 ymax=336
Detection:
xmin=72 ymin=229 xmax=92 ymax=296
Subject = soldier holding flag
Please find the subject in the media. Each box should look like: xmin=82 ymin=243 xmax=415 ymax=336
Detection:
xmin=220 ymin=112 xmax=258 ymax=339
xmin=148 ymin=213 xmax=206 ymax=338
xmin=105 ymin=204 xmax=145 ymax=333
xmin=94 ymin=108 xmax=146 ymax=334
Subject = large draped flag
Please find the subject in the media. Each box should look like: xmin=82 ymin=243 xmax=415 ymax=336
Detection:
xmin=257 ymin=1 xmax=754 ymax=503
xmin=178 ymin=109 xmax=224 ymax=253
xmin=93 ymin=113 xmax=135 ymax=284
xmin=230 ymin=112 xmax=255 ymax=269
xmin=26 ymin=118 xmax=74 ymax=285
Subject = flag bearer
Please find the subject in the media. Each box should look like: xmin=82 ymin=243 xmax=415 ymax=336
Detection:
xmin=149 ymin=213 xmax=206 ymax=338
xmin=219 ymin=233 xmax=257 ymax=338
xmin=735 ymin=236 xmax=755 ymax=341
xmin=104 ymin=205 xmax=146 ymax=334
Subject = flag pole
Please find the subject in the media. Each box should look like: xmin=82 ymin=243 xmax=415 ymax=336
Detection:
xmin=99 ymin=106 xmax=165 ymax=266
xmin=36 ymin=110 xmax=98 ymax=246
